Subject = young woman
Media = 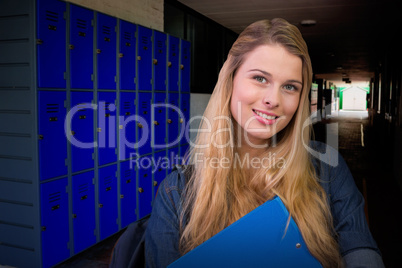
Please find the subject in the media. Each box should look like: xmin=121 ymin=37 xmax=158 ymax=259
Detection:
xmin=144 ymin=18 xmax=384 ymax=268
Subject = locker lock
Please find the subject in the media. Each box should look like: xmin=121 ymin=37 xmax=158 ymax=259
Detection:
xmin=180 ymin=64 xmax=184 ymax=70
xmin=138 ymin=187 xmax=144 ymax=193
xmin=153 ymin=181 xmax=158 ymax=187
xmin=41 ymin=226 xmax=46 ymax=231
xmin=37 ymin=39 xmax=43 ymax=45
xmin=153 ymin=59 xmax=158 ymax=65
xmin=167 ymin=119 xmax=172 ymax=124
xmin=120 ymin=194 xmax=124 ymax=199
xmin=154 ymin=121 xmax=159 ymax=126
xmin=137 ymin=56 xmax=141 ymax=61
xmin=69 ymin=44 xmax=74 ymax=50
xmin=168 ymin=62 xmax=172 ymax=67
xmin=71 ymin=130 xmax=75 ymax=136
xmin=72 ymin=214 xmax=77 ymax=219
xmin=119 ymin=53 xmax=124 ymax=58
xmin=96 ymin=49 xmax=101 ymax=54
xmin=38 ymin=135 xmax=44 ymax=140
xmin=180 ymin=118 xmax=184 ymax=123
xmin=137 ymin=123 xmax=143 ymax=128
xmin=99 ymin=203 xmax=103 ymax=208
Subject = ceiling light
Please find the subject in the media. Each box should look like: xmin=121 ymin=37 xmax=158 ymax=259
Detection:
xmin=300 ymin=20 xmax=317 ymax=26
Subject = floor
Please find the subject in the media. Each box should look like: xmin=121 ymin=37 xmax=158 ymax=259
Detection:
xmin=55 ymin=109 xmax=402 ymax=267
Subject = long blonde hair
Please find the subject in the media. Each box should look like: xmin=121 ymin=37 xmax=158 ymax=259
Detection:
xmin=180 ymin=18 xmax=342 ymax=267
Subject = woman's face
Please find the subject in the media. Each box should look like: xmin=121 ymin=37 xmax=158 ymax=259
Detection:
xmin=230 ymin=44 xmax=303 ymax=147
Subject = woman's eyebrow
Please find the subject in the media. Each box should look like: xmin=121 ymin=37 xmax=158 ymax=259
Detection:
xmin=249 ymin=69 xmax=302 ymax=85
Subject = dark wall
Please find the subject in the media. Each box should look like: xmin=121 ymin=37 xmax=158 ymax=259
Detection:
xmin=164 ymin=0 xmax=238 ymax=94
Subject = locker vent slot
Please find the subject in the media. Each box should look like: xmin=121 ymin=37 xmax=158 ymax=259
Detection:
xmin=46 ymin=10 xmax=59 ymax=23
xmin=103 ymin=26 xmax=111 ymax=41
xmin=78 ymin=183 xmax=88 ymax=194
xmin=123 ymin=169 xmax=132 ymax=178
xmin=48 ymin=192 xmax=61 ymax=203
xmin=123 ymin=32 xmax=132 ymax=41
xmin=46 ymin=104 xmax=59 ymax=113
xmin=76 ymin=19 xmax=88 ymax=29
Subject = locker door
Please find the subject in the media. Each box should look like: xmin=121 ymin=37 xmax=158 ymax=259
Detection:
xmin=167 ymin=92 xmax=180 ymax=146
xmin=38 ymin=91 xmax=67 ymax=180
xmin=72 ymin=170 xmax=96 ymax=254
xmin=137 ymin=26 xmax=152 ymax=91
xmin=153 ymin=149 xmax=167 ymax=198
xmin=119 ymin=92 xmax=136 ymax=160
xmin=152 ymin=92 xmax=167 ymax=149
xmin=137 ymin=92 xmax=152 ymax=156
xmin=120 ymin=161 xmax=137 ymax=227
xmin=71 ymin=91 xmax=94 ymax=173
xmin=37 ymin=0 xmax=66 ymax=88
xmin=98 ymin=92 xmax=117 ymax=166
xmin=97 ymin=13 xmax=116 ymax=90
xmin=119 ymin=20 xmax=136 ymax=90
xmin=179 ymin=93 xmax=190 ymax=145
xmin=153 ymin=31 xmax=167 ymax=91
xmin=167 ymin=35 xmax=179 ymax=92
xmin=40 ymin=178 xmax=69 ymax=268
xmin=138 ymin=161 xmax=152 ymax=218
xmin=70 ymin=4 xmax=93 ymax=89
xmin=167 ymin=146 xmax=180 ymax=175
xmin=180 ymin=39 xmax=191 ymax=93
xmin=98 ymin=164 xmax=118 ymax=240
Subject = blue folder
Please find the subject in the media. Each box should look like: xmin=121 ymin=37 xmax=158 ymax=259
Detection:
xmin=168 ymin=196 xmax=322 ymax=268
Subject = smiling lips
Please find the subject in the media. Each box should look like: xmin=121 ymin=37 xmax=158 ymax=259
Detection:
xmin=252 ymin=109 xmax=279 ymax=125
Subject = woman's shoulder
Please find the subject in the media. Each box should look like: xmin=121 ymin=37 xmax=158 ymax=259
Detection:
xmin=159 ymin=165 xmax=190 ymax=195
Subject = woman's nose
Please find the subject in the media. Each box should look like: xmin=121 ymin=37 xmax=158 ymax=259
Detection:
xmin=262 ymin=87 xmax=280 ymax=109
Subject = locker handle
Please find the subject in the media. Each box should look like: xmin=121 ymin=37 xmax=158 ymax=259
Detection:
xmin=99 ymin=204 xmax=103 ymax=208
xmin=125 ymin=112 xmax=130 ymax=116
xmin=153 ymin=59 xmax=158 ymax=65
xmin=79 ymin=115 xmax=86 ymax=119
xmin=125 ymin=42 xmax=131 ymax=47
xmin=72 ymin=214 xmax=77 ymax=219
xmin=180 ymin=64 xmax=184 ymax=70
xmin=81 ymin=195 xmax=87 ymax=200
xmin=69 ymin=44 xmax=74 ymax=50
xmin=126 ymin=179 xmax=131 ymax=183
xmin=106 ymin=186 xmax=112 ymax=191
xmin=167 ymin=119 xmax=172 ymax=124
xmin=49 ymin=117 xmax=58 ymax=121
xmin=97 ymin=49 xmax=101 ymax=54
xmin=104 ymin=37 xmax=111 ymax=42
xmin=41 ymin=226 xmax=46 ymax=231
xmin=119 ymin=53 xmax=124 ymax=58
xmin=105 ymin=113 xmax=110 ymax=117
xmin=51 ymin=204 xmax=60 ymax=211
xmin=120 ymin=194 xmax=124 ymax=199
xmin=137 ymin=56 xmax=141 ymax=61
xmin=153 ymin=181 xmax=158 ymax=186
xmin=37 ymin=39 xmax=43 ymax=45
xmin=79 ymin=32 xmax=86 ymax=37
xmin=168 ymin=62 xmax=172 ymax=67
xmin=38 ymin=135 xmax=44 ymax=140
xmin=48 ymin=25 xmax=57 ymax=31
xmin=71 ymin=130 xmax=75 ymax=136
xmin=137 ymin=123 xmax=143 ymax=128
xmin=180 ymin=118 xmax=184 ymax=123
xmin=138 ymin=187 xmax=144 ymax=193
xmin=154 ymin=121 xmax=159 ymax=126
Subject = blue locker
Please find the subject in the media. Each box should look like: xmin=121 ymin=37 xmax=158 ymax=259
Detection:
xmin=38 ymin=91 xmax=67 ymax=180
xmin=97 ymin=13 xmax=116 ymax=89
xmin=71 ymin=92 xmax=94 ymax=173
xmin=179 ymin=93 xmax=190 ymax=145
xmin=119 ymin=20 xmax=136 ymax=90
xmin=152 ymin=149 xmax=167 ymax=198
xmin=153 ymin=92 xmax=167 ymax=149
xmin=153 ymin=31 xmax=167 ymax=91
xmin=37 ymin=0 xmax=66 ymax=88
xmin=98 ymin=92 xmax=117 ymax=166
xmin=40 ymin=178 xmax=69 ymax=268
xmin=120 ymin=161 xmax=137 ymax=227
xmin=119 ymin=92 xmax=136 ymax=160
xmin=72 ymin=170 xmax=96 ymax=254
xmin=138 ymin=161 xmax=152 ymax=218
xmin=137 ymin=92 xmax=152 ymax=156
xmin=70 ymin=5 xmax=94 ymax=89
xmin=98 ymin=164 xmax=118 ymax=240
xmin=137 ymin=26 xmax=152 ymax=91
xmin=167 ymin=146 xmax=180 ymax=175
xmin=180 ymin=39 xmax=191 ymax=93
xmin=167 ymin=35 xmax=180 ymax=92
xmin=167 ymin=92 xmax=180 ymax=146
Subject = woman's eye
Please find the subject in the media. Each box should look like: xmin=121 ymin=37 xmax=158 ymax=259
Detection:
xmin=254 ymin=76 xmax=266 ymax=83
xmin=283 ymin=84 xmax=297 ymax=91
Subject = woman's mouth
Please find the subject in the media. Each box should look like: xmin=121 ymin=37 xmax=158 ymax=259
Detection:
xmin=252 ymin=109 xmax=279 ymax=125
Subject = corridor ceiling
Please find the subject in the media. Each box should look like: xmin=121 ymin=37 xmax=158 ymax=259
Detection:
xmin=178 ymin=0 xmax=394 ymax=83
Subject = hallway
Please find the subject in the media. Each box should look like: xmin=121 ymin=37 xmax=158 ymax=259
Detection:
xmin=313 ymin=110 xmax=402 ymax=267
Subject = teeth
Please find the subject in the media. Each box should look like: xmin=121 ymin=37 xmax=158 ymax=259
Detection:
xmin=255 ymin=111 xmax=276 ymax=120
